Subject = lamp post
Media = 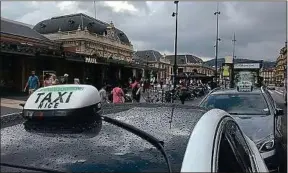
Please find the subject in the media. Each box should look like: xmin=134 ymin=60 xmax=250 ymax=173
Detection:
xmin=214 ymin=3 xmax=220 ymax=85
xmin=145 ymin=54 xmax=149 ymax=80
xmin=172 ymin=1 xmax=179 ymax=103
xmin=230 ymin=32 xmax=236 ymax=88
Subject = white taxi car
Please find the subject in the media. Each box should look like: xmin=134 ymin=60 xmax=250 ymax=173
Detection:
xmin=1 ymin=85 xmax=268 ymax=172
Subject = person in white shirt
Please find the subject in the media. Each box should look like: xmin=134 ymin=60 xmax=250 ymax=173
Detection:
xmin=74 ymin=78 xmax=80 ymax=84
xmin=99 ymin=85 xmax=108 ymax=103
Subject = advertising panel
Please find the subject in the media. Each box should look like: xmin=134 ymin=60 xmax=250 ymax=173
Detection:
xmin=222 ymin=65 xmax=230 ymax=77
xmin=234 ymin=63 xmax=260 ymax=69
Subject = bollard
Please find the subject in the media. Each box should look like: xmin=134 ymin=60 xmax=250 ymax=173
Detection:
xmin=161 ymin=89 xmax=164 ymax=103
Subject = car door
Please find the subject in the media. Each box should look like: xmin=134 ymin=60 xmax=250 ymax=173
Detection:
xmin=263 ymin=90 xmax=282 ymax=139
xmin=212 ymin=117 xmax=265 ymax=172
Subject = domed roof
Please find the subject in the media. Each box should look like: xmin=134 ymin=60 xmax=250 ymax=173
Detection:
xmin=135 ymin=50 xmax=163 ymax=62
xmin=165 ymin=54 xmax=203 ymax=64
xmin=33 ymin=13 xmax=130 ymax=44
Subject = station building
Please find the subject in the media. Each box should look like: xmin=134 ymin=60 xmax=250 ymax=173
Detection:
xmin=0 ymin=14 xmax=148 ymax=93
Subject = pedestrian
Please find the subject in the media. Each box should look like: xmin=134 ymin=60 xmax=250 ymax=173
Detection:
xmin=24 ymin=70 xmax=40 ymax=96
xmin=99 ymin=85 xmax=108 ymax=103
xmin=51 ymin=74 xmax=59 ymax=85
xmin=160 ymin=78 xmax=164 ymax=89
xmin=43 ymin=73 xmax=52 ymax=87
xmin=179 ymin=83 xmax=188 ymax=105
xmin=111 ymin=83 xmax=125 ymax=104
xmin=74 ymin=78 xmax=80 ymax=84
xmin=64 ymin=74 xmax=69 ymax=84
xmin=131 ymin=79 xmax=141 ymax=103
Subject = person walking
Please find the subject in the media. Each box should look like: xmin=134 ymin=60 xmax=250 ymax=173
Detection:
xmin=99 ymin=85 xmax=108 ymax=103
xmin=63 ymin=74 xmax=69 ymax=84
xmin=160 ymin=78 xmax=164 ymax=89
xmin=111 ymin=83 xmax=125 ymax=104
xmin=43 ymin=73 xmax=52 ymax=87
xmin=74 ymin=78 xmax=80 ymax=84
xmin=51 ymin=74 xmax=59 ymax=85
xmin=179 ymin=82 xmax=188 ymax=105
xmin=24 ymin=71 xmax=40 ymax=96
xmin=131 ymin=79 xmax=141 ymax=103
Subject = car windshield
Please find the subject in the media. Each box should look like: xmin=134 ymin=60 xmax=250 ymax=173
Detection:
xmin=200 ymin=93 xmax=270 ymax=115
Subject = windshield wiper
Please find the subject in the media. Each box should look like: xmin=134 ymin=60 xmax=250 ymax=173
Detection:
xmin=101 ymin=115 xmax=172 ymax=173
xmin=229 ymin=113 xmax=241 ymax=115
xmin=0 ymin=163 xmax=67 ymax=173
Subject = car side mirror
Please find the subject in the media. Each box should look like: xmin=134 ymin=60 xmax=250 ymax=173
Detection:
xmin=19 ymin=103 xmax=25 ymax=108
xmin=276 ymin=108 xmax=284 ymax=116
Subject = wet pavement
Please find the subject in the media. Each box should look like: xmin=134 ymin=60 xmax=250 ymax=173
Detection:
xmin=1 ymin=107 xmax=22 ymax=116
xmin=1 ymin=104 xmax=207 ymax=172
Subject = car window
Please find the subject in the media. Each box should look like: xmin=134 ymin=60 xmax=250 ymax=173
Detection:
xmin=200 ymin=93 xmax=270 ymax=115
xmin=225 ymin=121 xmax=256 ymax=172
xmin=217 ymin=126 xmax=246 ymax=172
xmin=264 ymin=90 xmax=276 ymax=111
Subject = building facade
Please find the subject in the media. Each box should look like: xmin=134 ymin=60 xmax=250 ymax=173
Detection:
xmin=275 ymin=43 xmax=287 ymax=86
xmin=165 ymin=54 xmax=215 ymax=77
xmin=1 ymin=14 xmax=148 ymax=93
xmin=33 ymin=13 xmax=138 ymax=88
xmin=260 ymin=68 xmax=275 ymax=85
xmin=135 ymin=50 xmax=172 ymax=81
xmin=1 ymin=17 xmax=64 ymax=93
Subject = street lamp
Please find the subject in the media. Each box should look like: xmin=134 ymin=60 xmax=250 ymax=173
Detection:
xmin=145 ymin=53 xmax=149 ymax=80
xmin=172 ymin=1 xmax=179 ymax=103
xmin=214 ymin=2 xmax=220 ymax=85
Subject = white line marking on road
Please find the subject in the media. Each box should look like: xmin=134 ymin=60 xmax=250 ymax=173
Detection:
xmin=1 ymin=112 xmax=22 ymax=117
xmin=275 ymin=90 xmax=284 ymax=95
xmin=268 ymin=90 xmax=284 ymax=96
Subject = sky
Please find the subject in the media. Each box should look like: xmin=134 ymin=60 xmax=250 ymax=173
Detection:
xmin=1 ymin=1 xmax=287 ymax=62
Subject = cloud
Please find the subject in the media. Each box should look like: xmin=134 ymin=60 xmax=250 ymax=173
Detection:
xmin=1 ymin=1 xmax=286 ymax=61
xmin=102 ymin=1 xmax=138 ymax=13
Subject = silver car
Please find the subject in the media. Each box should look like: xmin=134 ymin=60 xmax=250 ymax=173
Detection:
xmin=199 ymin=87 xmax=284 ymax=171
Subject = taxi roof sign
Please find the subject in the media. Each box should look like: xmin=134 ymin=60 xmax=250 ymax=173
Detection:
xmin=24 ymin=84 xmax=101 ymax=110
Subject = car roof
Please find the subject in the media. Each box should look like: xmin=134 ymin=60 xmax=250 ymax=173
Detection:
xmin=1 ymin=103 xmax=207 ymax=172
xmin=210 ymin=87 xmax=263 ymax=95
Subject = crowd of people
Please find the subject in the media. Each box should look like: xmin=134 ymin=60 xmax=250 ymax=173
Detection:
xmin=24 ymin=70 xmax=217 ymax=104
xmin=24 ymin=71 xmax=80 ymax=96
xmin=98 ymin=77 xmax=143 ymax=104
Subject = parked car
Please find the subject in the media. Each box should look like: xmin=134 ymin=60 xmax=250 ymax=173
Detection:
xmin=199 ymin=86 xmax=284 ymax=172
xmin=1 ymin=85 xmax=268 ymax=172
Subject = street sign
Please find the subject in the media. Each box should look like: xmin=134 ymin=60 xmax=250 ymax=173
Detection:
xmin=237 ymin=81 xmax=253 ymax=92
xmin=234 ymin=63 xmax=260 ymax=69
xmin=85 ymin=57 xmax=97 ymax=64
xmin=225 ymin=56 xmax=233 ymax=64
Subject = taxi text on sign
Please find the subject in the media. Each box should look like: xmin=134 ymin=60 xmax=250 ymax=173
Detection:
xmin=26 ymin=86 xmax=84 ymax=109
